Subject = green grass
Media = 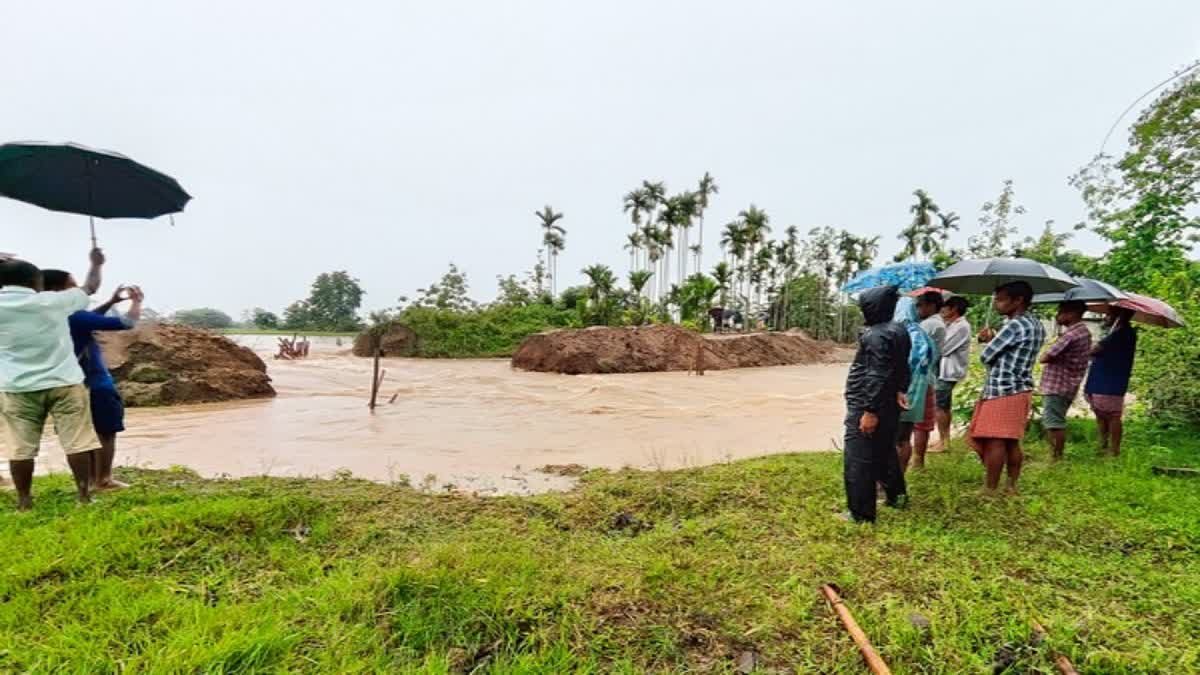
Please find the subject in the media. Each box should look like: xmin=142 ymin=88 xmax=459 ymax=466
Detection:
xmin=2 ymin=420 xmax=1197 ymax=673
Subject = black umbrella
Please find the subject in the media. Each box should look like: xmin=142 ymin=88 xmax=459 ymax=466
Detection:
xmin=1032 ymin=278 xmax=1128 ymax=305
xmin=929 ymin=257 xmax=1078 ymax=295
xmin=0 ymin=141 xmax=191 ymax=246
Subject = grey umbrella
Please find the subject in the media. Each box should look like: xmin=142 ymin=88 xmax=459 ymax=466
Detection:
xmin=1032 ymin=278 xmax=1128 ymax=305
xmin=929 ymin=257 xmax=1078 ymax=295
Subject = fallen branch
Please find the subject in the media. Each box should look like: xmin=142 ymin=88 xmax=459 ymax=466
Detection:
xmin=1151 ymin=466 xmax=1200 ymax=478
xmin=1031 ymin=620 xmax=1079 ymax=675
xmin=820 ymin=584 xmax=892 ymax=675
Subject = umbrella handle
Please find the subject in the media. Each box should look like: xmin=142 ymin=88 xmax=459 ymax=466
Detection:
xmin=89 ymin=215 xmax=97 ymax=249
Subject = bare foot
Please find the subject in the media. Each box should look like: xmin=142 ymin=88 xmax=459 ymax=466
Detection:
xmin=17 ymin=495 xmax=33 ymax=511
xmin=980 ymin=488 xmax=999 ymax=498
xmin=95 ymin=479 xmax=129 ymax=492
xmin=1005 ymin=485 xmax=1019 ymax=496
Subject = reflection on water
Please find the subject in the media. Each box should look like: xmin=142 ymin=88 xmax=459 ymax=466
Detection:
xmin=27 ymin=336 xmax=850 ymax=494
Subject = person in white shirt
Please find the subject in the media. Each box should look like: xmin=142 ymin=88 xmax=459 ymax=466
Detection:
xmin=933 ymin=295 xmax=972 ymax=450
xmin=0 ymin=249 xmax=105 ymax=510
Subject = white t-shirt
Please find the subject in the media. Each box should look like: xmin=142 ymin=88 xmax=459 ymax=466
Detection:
xmin=0 ymin=287 xmax=89 ymax=392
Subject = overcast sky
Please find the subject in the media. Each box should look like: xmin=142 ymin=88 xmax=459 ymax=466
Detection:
xmin=3 ymin=1 xmax=1198 ymax=317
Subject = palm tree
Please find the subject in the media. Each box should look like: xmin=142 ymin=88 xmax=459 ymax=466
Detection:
xmin=624 ymin=232 xmax=643 ymax=280
xmin=936 ymin=211 xmax=960 ymax=249
xmin=695 ymin=172 xmax=719 ymax=272
xmin=642 ymin=224 xmax=664 ymax=300
xmin=671 ymin=191 xmax=700 ymax=286
xmin=641 ymin=180 xmax=667 ymax=231
xmin=654 ymin=209 xmax=677 ymax=302
xmin=737 ymin=205 xmax=771 ymax=327
xmin=628 ymin=269 xmax=653 ymax=296
xmin=711 ymin=261 xmax=733 ymax=308
xmin=720 ymin=221 xmax=742 ymax=266
xmin=896 ymin=189 xmax=940 ymax=261
xmin=623 ymin=188 xmax=652 ymax=271
xmin=536 ymin=205 xmax=565 ymax=295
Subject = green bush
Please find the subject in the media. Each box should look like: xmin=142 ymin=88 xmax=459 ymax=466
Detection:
xmin=1130 ymin=268 xmax=1200 ymax=426
xmin=399 ymin=304 xmax=576 ymax=358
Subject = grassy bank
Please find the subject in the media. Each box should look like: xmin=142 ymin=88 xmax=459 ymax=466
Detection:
xmin=1 ymin=421 xmax=1197 ymax=673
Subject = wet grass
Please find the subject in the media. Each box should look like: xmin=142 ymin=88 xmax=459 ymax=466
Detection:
xmin=1 ymin=420 xmax=1197 ymax=673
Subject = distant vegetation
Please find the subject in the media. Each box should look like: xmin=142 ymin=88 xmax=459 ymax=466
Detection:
xmin=171 ymin=307 xmax=234 ymax=329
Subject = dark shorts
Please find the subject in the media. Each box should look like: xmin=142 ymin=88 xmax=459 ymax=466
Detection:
xmin=1042 ymin=394 xmax=1072 ymax=430
xmin=90 ymin=385 xmax=126 ymax=436
xmin=935 ymin=379 xmax=956 ymax=411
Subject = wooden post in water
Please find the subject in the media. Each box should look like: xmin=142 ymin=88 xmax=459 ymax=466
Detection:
xmin=369 ymin=345 xmax=381 ymax=411
xmin=820 ymin=585 xmax=892 ymax=675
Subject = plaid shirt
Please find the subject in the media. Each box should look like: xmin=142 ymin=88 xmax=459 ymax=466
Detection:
xmin=980 ymin=313 xmax=1046 ymax=400
xmin=1040 ymin=321 xmax=1092 ymax=397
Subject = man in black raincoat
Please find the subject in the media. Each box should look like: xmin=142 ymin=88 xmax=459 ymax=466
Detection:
xmin=842 ymin=285 xmax=911 ymax=523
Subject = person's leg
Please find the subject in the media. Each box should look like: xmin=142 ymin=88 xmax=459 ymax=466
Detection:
xmin=1004 ymin=439 xmax=1023 ymax=493
xmin=896 ymin=422 xmax=913 ymax=475
xmin=64 ymin=452 xmax=93 ymax=504
xmin=1047 ymin=429 xmax=1066 ymax=460
xmin=1110 ymin=415 xmax=1124 ymax=456
xmin=912 ymin=428 xmax=930 ymax=468
xmin=1094 ymin=412 xmax=1110 ymax=452
xmin=48 ymin=385 xmax=100 ymax=505
xmin=89 ymin=387 xmax=128 ymax=489
xmin=981 ymin=438 xmax=1006 ymax=493
xmin=843 ymin=412 xmax=877 ymax=523
xmin=935 ymin=409 xmax=951 ymax=450
xmin=1 ymin=391 xmax=46 ymax=510
xmin=8 ymin=460 xmax=34 ymax=511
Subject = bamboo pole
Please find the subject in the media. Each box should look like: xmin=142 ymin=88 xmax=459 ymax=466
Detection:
xmin=1031 ymin=620 xmax=1079 ymax=675
xmin=820 ymin=585 xmax=892 ymax=675
xmin=368 ymin=346 xmax=381 ymax=411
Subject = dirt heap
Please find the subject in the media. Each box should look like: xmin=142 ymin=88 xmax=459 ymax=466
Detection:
xmin=352 ymin=323 xmax=419 ymax=357
xmin=511 ymin=325 xmax=835 ymax=375
xmin=97 ymin=324 xmax=275 ymax=407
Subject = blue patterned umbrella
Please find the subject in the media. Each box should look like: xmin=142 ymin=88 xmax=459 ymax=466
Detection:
xmin=840 ymin=261 xmax=938 ymax=294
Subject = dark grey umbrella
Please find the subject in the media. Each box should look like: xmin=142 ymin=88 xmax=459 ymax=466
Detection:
xmin=0 ymin=141 xmax=191 ymax=246
xmin=1032 ymin=278 xmax=1128 ymax=305
xmin=929 ymin=257 xmax=1078 ymax=295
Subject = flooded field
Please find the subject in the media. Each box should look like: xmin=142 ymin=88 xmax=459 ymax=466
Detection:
xmin=23 ymin=336 xmax=851 ymax=494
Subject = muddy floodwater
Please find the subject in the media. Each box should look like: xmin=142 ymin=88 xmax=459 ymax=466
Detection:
xmin=27 ymin=337 xmax=851 ymax=494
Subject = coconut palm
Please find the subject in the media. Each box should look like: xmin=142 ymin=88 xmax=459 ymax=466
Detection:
xmin=536 ymin=205 xmax=565 ymax=295
xmin=695 ymin=172 xmax=719 ymax=272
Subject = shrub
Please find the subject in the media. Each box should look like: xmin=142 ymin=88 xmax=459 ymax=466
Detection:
xmin=398 ymin=304 xmax=576 ymax=358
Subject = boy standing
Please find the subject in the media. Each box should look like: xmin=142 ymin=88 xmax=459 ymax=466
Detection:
xmin=911 ymin=290 xmax=945 ymax=467
xmin=1038 ymin=301 xmax=1092 ymax=460
xmin=969 ymin=281 xmax=1045 ymax=495
xmin=933 ymin=296 xmax=971 ymax=449
xmin=42 ymin=271 xmax=144 ymax=490
xmin=841 ymin=285 xmax=911 ymax=523
xmin=0 ymin=250 xmax=106 ymax=509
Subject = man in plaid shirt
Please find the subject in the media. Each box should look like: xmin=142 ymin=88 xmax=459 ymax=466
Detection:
xmin=968 ymin=281 xmax=1046 ymax=494
xmin=1039 ymin=300 xmax=1092 ymax=460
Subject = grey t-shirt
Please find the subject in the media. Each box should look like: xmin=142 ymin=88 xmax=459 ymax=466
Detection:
xmin=939 ymin=316 xmax=971 ymax=382
xmin=921 ymin=314 xmax=947 ymax=354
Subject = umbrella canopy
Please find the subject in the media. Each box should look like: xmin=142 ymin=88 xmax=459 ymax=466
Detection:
xmin=929 ymin=257 xmax=1078 ymax=295
xmin=1032 ymin=278 xmax=1129 ymax=305
xmin=1091 ymin=293 xmax=1186 ymax=328
xmin=0 ymin=142 xmax=191 ymax=243
xmin=840 ymin=261 xmax=937 ymax=294
xmin=907 ymin=286 xmax=949 ymax=298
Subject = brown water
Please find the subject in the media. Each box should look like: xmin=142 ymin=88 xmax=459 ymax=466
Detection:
xmin=24 ymin=337 xmax=851 ymax=494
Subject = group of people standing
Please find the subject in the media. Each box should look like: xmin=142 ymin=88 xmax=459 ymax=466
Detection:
xmin=0 ymin=249 xmax=142 ymax=510
xmin=841 ymin=281 xmax=1139 ymax=523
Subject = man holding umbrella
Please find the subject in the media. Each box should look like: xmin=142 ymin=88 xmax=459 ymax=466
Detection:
xmin=969 ymin=281 xmax=1046 ymax=494
xmin=0 ymin=249 xmax=107 ymax=509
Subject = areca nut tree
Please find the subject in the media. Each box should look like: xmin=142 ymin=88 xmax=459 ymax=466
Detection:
xmin=536 ymin=205 xmax=565 ymax=295
xmin=695 ymin=172 xmax=719 ymax=273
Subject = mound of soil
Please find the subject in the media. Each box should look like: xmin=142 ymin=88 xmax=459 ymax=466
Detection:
xmin=511 ymin=325 xmax=835 ymax=375
xmin=352 ymin=323 xmax=418 ymax=357
xmin=97 ymin=324 xmax=275 ymax=407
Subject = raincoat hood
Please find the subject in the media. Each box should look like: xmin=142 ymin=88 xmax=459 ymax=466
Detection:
xmin=858 ymin=285 xmax=900 ymax=326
